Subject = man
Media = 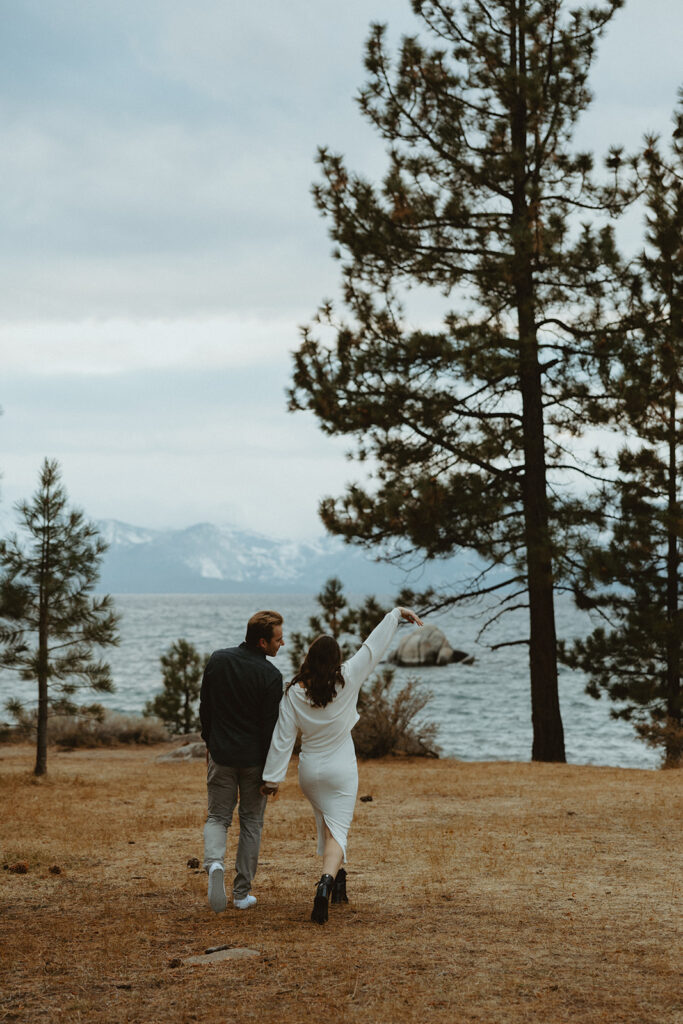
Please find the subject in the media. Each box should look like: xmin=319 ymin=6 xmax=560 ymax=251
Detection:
xmin=200 ymin=609 xmax=284 ymax=912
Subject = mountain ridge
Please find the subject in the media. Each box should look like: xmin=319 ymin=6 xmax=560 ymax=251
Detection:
xmin=93 ymin=518 xmax=470 ymax=594
xmin=0 ymin=510 xmax=472 ymax=594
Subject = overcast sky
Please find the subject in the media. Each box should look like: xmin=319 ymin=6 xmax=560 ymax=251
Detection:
xmin=1 ymin=0 xmax=682 ymax=539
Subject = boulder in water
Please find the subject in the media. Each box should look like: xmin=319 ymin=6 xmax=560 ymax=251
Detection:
xmin=390 ymin=625 xmax=473 ymax=666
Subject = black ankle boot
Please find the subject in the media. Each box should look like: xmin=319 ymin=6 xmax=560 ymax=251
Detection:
xmin=311 ymin=873 xmax=334 ymax=924
xmin=331 ymin=867 xmax=349 ymax=905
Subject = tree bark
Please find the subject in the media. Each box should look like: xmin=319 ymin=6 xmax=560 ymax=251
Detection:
xmin=510 ymin=0 xmax=566 ymax=762
xmin=519 ymin=343 xmax=565 ymax=761
xmin=665 ymin=367 xmax=681 ymax=764
xmin=35 ymin=534 xmax=49 ymax=776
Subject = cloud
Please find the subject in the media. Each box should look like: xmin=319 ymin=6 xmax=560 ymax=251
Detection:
xmin=2 ymin=0 xmax=682 ymax=541
xmin=0 ymin=109 xmax=338 ymax=319
xmin=3 ymin=0 xmax=679 ymax=325
xmin=0 ymin=0 xmax=408 ymax=323
xmin=0 ymin=363 xmax=357 ymax=537
xmin=0 ymin=315 xmax=307 ymax=374
xmin=587 ymin=0 xmax=683 ymax=108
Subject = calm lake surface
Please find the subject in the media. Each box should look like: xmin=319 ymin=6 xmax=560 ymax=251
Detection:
xmin=0 ymin=593 xmax=659 ymax=770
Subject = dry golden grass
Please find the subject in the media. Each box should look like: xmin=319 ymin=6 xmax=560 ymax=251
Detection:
xmin=1 ymin=744 xmax=681 ymax=1024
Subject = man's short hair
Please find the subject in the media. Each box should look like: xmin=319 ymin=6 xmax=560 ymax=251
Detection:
xmin=245 ymin=610 xmax=283 ymax=648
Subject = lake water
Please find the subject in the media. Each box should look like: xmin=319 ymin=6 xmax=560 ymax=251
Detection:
xmin=0 ymin=593 xmax=660 ymax=770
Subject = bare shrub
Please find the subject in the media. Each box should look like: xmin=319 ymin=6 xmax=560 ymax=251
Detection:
xmin=353 ymin=670 xmax=440 ymax=759
xmin=637 ymin=716 xmax=683 ymax=769
xmin=49 ymin=712 xmax=168 ymax=748
xmin=0 ymin=719 xmax=18 ymax=743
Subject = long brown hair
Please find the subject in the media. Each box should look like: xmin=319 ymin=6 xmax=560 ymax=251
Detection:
xmin=288 ymin=635 xmax=344 ymax=708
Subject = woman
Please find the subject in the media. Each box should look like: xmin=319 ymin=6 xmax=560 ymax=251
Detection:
xmin=260 ymin=605 xmax=423 ymax=924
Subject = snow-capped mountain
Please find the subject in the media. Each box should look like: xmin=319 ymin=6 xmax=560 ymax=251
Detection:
xmin=94 ymin=519 xmax=469 ymax=594
xmin=0 ymin=509 xmax=470 ymax=594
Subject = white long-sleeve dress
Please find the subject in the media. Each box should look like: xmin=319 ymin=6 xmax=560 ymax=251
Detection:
xmin=262 ymin=608 xmax=402 ymax=861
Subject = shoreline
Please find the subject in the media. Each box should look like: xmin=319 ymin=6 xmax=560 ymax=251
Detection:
xmin=0 ymin=735 xmax=663 ymax=773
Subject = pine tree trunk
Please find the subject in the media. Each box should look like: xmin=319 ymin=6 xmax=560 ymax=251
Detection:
xmin=510 ymin=2 xmax=565 ymax=762
xmin=184 ymin=687 xmax=191 ymax=734
xmin=520 ymin=341 xmax=565 ymax=762
xmin=35 ymin=591 xmax=48 ymax=777
xmin=517 ymin=262 xmax=565 ymax=760
xmin=665 ymin=384 xmax=681 ymax=764
xmin=34 ymin=506 xmax=50 ymax=776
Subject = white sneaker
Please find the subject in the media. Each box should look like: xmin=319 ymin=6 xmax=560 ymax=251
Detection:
xmin=208 ymin=863 xmax=227 ymax=913
xmin=233 ymin=894 xmax=257 ymax=910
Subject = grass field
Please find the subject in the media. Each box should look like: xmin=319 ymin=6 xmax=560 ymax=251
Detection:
xmin=1 ymin=743 xmax=681 ymax=1023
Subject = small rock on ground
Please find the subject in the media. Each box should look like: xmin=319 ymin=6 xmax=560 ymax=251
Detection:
xmin=185 ymin=948 xmax=260 ymax=965
xmin=156 ymin=742 xmax=206 ymax=762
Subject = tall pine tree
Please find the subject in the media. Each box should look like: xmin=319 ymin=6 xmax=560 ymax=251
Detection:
xmin=562 ymin=104 xmax=683 ymax=767
xmin=290 ymin=0 xmax=627 ymax=760
xmin=0 ymin=459 xmax=120 ymax=775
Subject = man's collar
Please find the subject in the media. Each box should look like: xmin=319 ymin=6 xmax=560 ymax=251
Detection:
xmin=239 ymin=641 xmax=266 ymax=659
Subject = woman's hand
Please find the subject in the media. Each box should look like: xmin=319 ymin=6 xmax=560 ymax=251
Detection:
xmin=398 ymin=607 xmax=424 ymax=626
xmin=260 ymin=782 xmax=279 ymax=797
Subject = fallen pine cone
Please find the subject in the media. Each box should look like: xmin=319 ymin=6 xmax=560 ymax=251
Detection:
xmin=359 ymin=795 xmax=373 ymax=803
xmin=186 ymin=857 xmax=200 ymax=869
xmin=168 ymin=958 xmax=183 ymax=969
xmin=9 ymin=861 xmax=29 ymax=874
xmin=49 ymin=865 xmax=62 ymax=875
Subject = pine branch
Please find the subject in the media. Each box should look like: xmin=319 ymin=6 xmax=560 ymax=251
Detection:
xmin=476 ymin=602 xmax=530 ymax=644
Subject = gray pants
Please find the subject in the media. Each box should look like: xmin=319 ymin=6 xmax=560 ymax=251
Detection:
xmin=203 ymin=758 xmax=268 ymax=899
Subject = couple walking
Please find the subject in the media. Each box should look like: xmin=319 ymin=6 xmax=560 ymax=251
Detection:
xmin=199 ymin=603 xmax=422 ymax=924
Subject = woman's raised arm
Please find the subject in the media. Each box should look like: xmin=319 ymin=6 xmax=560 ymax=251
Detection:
xmin=343 ymin=607 xmax=423 ymax=690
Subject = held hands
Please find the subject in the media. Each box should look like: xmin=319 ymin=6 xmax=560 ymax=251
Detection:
xmin=260 ymin=782 xmax=279 ymax=797
xmin=398 ymin=606 xmax=424 ymax=626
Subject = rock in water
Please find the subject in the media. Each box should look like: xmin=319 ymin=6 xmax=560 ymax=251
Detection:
xmin=391 ymin=625 xmax=472 ymax=666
